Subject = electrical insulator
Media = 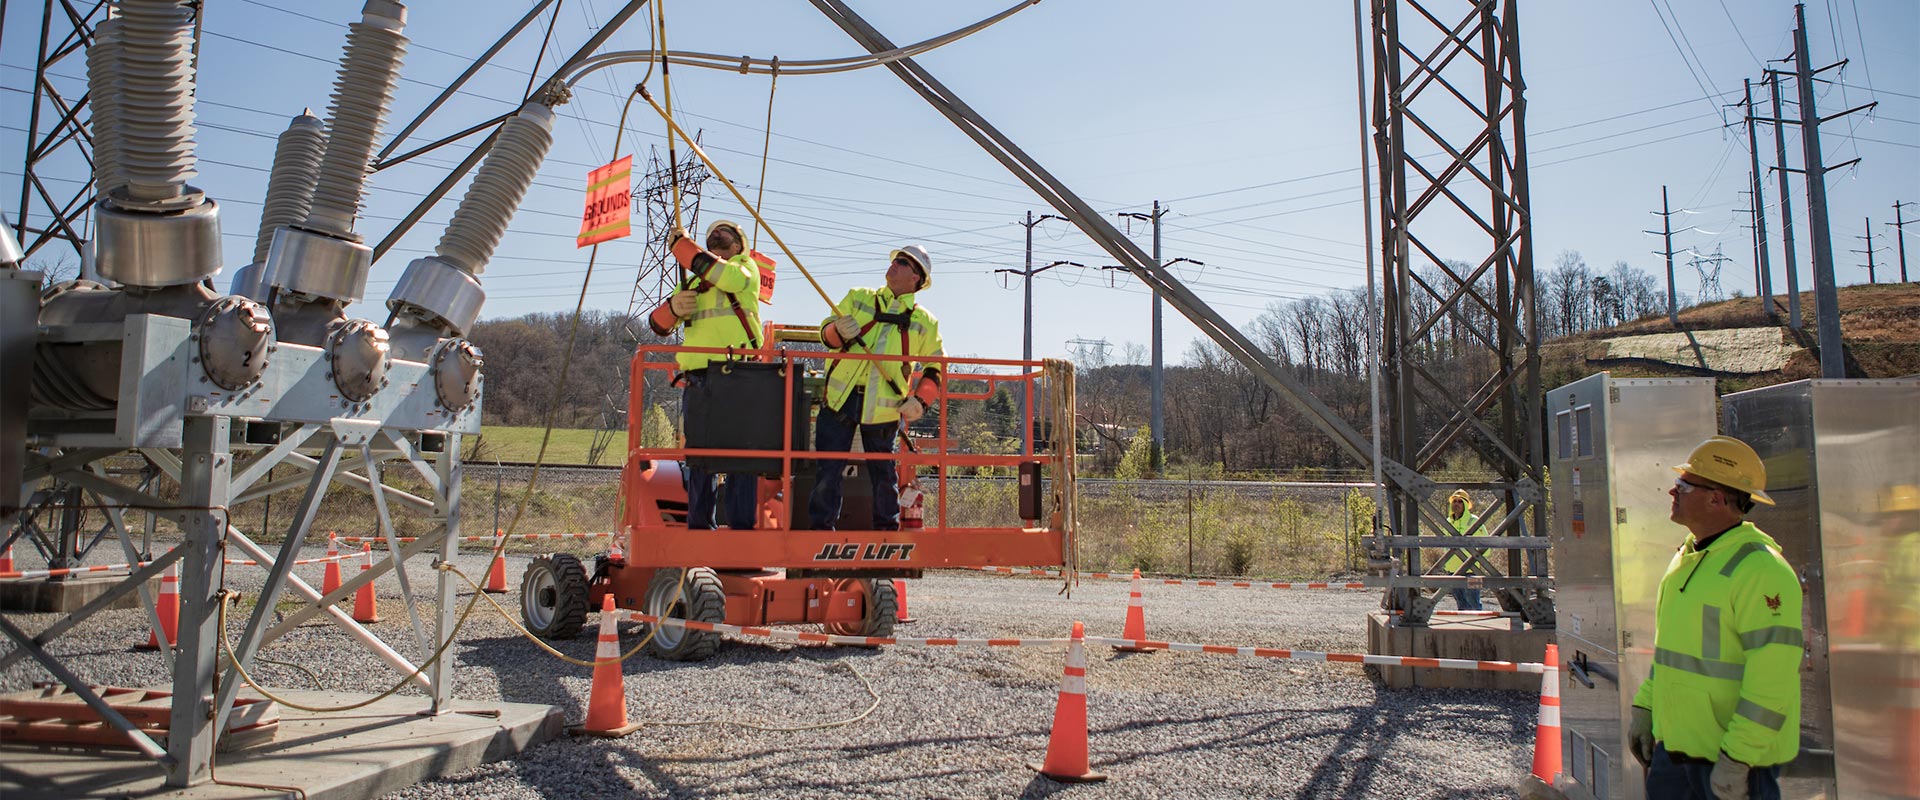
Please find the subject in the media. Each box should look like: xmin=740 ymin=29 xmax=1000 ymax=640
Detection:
xmin=435 ymin=102 xmax=555 ymax=276
xmin=86 ymin=14 xmax=125 ymax=198
xmin=303 ymin=0 xmax=409 ymax=238
xmin=113 ymin=0 xmax=200 ymax=207
xmin=253 ymin=113 xmax=327 ymax=267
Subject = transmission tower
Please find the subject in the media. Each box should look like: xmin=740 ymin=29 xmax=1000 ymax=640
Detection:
xmin=8 ymin=0 xmax=115 ymax=264
xmin=623 ymin=136 xmax=710 ymax=338
xmin=1689 ymin=246 xmax=1731 ymax=302
xmin=1372 ymin=0 xmax=1550 ymax=624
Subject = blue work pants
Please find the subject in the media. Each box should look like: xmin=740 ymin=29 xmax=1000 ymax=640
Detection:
xmin=808 ymin=390 xmax=899 ymax=531
xmin=1645 ymin=742 xmax=1781 ymax=800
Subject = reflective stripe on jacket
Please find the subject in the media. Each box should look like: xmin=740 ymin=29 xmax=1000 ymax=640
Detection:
xmin=1630 ymin=521 xmax=1804 ymax=766
xmin=819 ymin=286 xmax=944 ymax=425
xmin=678 ymin=252 xmax=762 ymax=371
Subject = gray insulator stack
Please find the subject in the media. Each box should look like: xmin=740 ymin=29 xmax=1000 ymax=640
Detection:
xmin=113 ymin=0 xmax=199 ymax=206
xmin=86 ymin=14 xmax=125 ymax=197
xmin=252 ymin=113 xmax=327 ymax=266
xmin=303 ymin=0 xmax=408 ymax=238
xmin=435 ymin=102 xmax=555 ymax=276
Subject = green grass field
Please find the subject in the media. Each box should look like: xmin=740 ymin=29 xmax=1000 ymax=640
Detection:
xmin=472 ymin=425 xmax=622 ymax=465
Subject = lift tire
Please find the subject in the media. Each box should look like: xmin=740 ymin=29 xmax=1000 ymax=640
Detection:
xmin=643 ymin=567 xmax=726 ymax=662
xmin=521 ymin=553 xmax=589 ymax=640
xmin=826 ymin=578 xmax=896 ymax=639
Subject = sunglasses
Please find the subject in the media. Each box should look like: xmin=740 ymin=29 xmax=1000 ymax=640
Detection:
xmin=1672 ymin=477 xmax=1715 ymax=495
xmin=891 ymin=256 xmax=918 ymax=269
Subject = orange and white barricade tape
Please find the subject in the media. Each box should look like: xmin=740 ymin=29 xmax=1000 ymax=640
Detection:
xmin=1 ymin=561 xmax=151 ymax=581
xmin=970 ymin=566 xmax=1369 ymax=590
xmin=222 ymin=552 xmax=356 ymax=567
xmin=1084 ymin=634 xmax=1546 ymax=674
xmin=336 ymin=531 xmax=616 ymax=546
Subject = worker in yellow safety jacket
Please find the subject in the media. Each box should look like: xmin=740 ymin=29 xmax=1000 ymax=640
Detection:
xmin=1628 ymin=435 xmax=1802 ymax=800
xmin=649 ymin=219 xmax=762 ymax=530
xmin=1439 ymin=489 xmax=1486 ymax=610
xmin=807 ymin=244 xmax=944 ymax=530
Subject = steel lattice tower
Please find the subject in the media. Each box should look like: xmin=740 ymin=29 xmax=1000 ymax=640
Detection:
xmin=624 ymin=139 xmax=710 ymax=333
xmin=1371 ymin=0 xmax=1551 ymax=624
xmin=7 ymin=0 xmax=118 ymax=264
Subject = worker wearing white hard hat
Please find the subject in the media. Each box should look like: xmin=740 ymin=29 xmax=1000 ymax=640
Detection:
xmin=809 ymin=245 xmax=944 ymax=530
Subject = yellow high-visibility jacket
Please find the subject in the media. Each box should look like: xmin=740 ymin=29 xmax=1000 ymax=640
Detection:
xmin=1441 ymin=496 xmax=1486 ymax=574
xmin=675 ymin=252 xmax=762 ymax=371
xmin=1631 ymin=521 xmax=1804 ymax=766
xmin=818 ymin=286 xmax=943 ymax=425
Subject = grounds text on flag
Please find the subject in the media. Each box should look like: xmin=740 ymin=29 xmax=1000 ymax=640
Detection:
xmin=577 ymin=155 xmax=633 ymax=247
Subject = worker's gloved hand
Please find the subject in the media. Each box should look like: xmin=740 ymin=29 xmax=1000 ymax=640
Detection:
xmin=833 ymin=315 xmax=861 ymax=343
xmin=669 ymin=290 xmax=697 ymax=318
xmin=668 ymin=226 xmax=689 ymax=246
xmin=1628 ymin=705 xmax=1655 ymax=766
xmin=1709 ymin=753 xmax=1751 ymax=800
xmin=896 ymin=397 xmax=925 ymax=423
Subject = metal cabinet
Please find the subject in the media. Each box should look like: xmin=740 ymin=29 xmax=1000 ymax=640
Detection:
xmin=1725 ymin=378 xmax=1920 ymax=800
xmin=1548 ymin=374 xmax=1718 ymax=800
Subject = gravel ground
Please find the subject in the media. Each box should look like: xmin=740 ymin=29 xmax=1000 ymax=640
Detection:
xmin=2 ymin=542 xmax=1540 ymax=798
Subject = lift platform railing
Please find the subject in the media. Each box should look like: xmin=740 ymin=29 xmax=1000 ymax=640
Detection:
xmin=619 ymin=341 xmax=1076 ymax=571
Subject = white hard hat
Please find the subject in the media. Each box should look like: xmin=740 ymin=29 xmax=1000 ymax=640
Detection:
xmin=705 ymin=219 xmax=746 ymax=245
xmin=890 ymin=244 xmax=932 ymax=291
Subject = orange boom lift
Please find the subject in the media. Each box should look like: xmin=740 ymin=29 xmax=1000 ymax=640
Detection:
xmin=519 ymin=323 xmax=1077 ymax=660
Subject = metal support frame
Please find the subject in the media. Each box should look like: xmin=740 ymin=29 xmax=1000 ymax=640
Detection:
xmin=7 ymin=0 xmax=112 ymax=263
xmin=5 ymin=316 xmax=477 ymax=787
xmin=1369 ymin=0 xmax=1549 ymax=626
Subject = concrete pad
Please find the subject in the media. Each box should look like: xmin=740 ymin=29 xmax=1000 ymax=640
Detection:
xmin=1366 ymin=611 xmax=1554 ymax=692
xmin=0 ymin=689 xmax=563 ymax=800
xmin=0 ymin=576 xmax=146 ymax=613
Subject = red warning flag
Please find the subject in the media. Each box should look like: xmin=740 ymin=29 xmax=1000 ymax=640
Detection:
xmin=577 ymin=155 xmax=633 ymax=247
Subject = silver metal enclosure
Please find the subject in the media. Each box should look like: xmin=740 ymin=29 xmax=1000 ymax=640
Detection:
xmin=1724 ymin=378 xmax=1920 ymax=800
xmin=1547 ymin=374 xmax=1717 ymax=800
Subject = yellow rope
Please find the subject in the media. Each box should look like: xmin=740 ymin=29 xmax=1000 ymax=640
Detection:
xmin=655 ymin=0 xmax=682 ymax=227
xmin=637 ymin=89 xmax=840 ymax=315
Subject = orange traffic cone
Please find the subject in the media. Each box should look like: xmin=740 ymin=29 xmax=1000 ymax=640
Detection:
xmin=483 ymin=530 xmax=508 ymax=594
xmin=580 ymin=593 xmax=640 ymax=736
xmin=609 ymin=537 xmax=625 ymax=564
xmin=0 ymin=542 xmax=13 ymax=573
xmin=1531 ymin=642 xmax=1563 ymax=784
xmin=893 ymin=578 xmax=916 ymax=623
xmin=136 ymin=562 xmax=179 ymax=650
xmin=352 ymin=544 xmax=380 ymax=624
xmin=1114 ymin=568 xmax=1152 ymax=653
xmin=1030 ymin=620 xmax=1106 ymax=783
xmin=321 ymin=532 xmax=343 ymax=595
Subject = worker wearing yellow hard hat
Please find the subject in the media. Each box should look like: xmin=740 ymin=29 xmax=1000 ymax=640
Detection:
xmin=1629 ymin=435 xmax=1801 ymax=800
xmin=1439 ymin=489 xmax=1487 ymax=610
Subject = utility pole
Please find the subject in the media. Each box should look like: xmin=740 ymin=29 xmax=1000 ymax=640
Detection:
xmin=1648 ymin=185 xmax=1681 ymax=326
xmin=1766 ymin=72 xmax=1804 ymax=329
xmin=1742 ymin=79 xmax=1775 ymax=318
xmin=1891 ymin=201 xmax=1912 ymax=283
xmin=1852 ymin=218 xmax=1879 ymax=284
xmin=1002 ymin=211 xmax=1068 ymax=453
xmin=1789 ymin=2 xmax=1876 ymax=378
xmin=1118 ymin=201 xmax=1169 ymax=472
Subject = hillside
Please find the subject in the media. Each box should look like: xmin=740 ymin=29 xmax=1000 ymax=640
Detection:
xmin=1541 ymin=282 xmax=1920 ymax=394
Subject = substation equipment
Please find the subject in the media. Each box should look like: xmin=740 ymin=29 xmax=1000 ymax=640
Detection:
xmin=2 ymin=0 xmax=556 ymax=786
xmin=1547 ymin=374 xmax=1919 ymax=800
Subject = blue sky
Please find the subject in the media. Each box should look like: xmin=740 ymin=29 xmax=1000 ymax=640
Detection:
xmin=4 ymin=0 xmax=1915 ymax=364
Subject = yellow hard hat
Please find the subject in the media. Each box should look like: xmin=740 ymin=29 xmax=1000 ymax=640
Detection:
xmin=1448 ymin=489 xmax=1471 ymax=503
xmin=1674 ymin=435 xmax=1775 ymax=505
